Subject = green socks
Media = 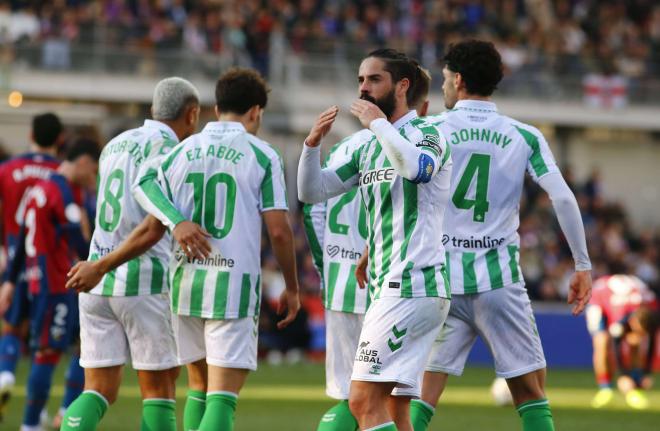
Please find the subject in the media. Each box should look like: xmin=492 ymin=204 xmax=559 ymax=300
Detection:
xmin=517 ymin=399 xmax=555 ymax=431
xmin=141 ymin=398 xmax=176 ymax=431
xmin=198 ymin=391 xmax=238 ymax=431
xmin=60 ymin=390 xmax=108 ymax=431
xmin=317 ymin=400 xmax=358 ymax=431
xmin=184 ymin=390 xmax=207 ymax=431
xmin=410 ymin=399 xmax=435 ymax=431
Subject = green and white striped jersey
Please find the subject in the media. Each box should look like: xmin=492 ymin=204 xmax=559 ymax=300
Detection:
xmin=302 ymin=130 xmax=371 ymax=314
xmin=89 ymin=119 xmax=178 ymax=296
xmin=133 ymin=121 xmax=288 ymax=319
xmin=427 ymin=100 xmax=560 ymax=295
xmin=327 ymin=111 xmax=451 ymax=300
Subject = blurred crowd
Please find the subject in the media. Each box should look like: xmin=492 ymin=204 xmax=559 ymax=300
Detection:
xmin=2 ymin=0 xmax=660 ymax=98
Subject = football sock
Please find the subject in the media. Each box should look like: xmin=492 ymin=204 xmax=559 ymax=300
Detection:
xmin=317 ymin=400 xmax=358 ymax=431
xmin=198 ymin=391 xmax=237 ymax=431
xmin=141 ymin=398 xmax=176 ymax=431
xmin=410 ymin=399 xmax=435 ymax=431
xmin=62 ymin=354 xmax=85 ymax=409
xmin=60 ymin=390 xmax=108 ymax=431
xmin=23 ymin=358 xmax=57 ymax=426
xmin=0 ymin=333 xmax=20 ymax=376
xmin=596 ymin=373 xmax=612 ymax=388
xmin=183 ymin=389 xmax=206 ymax=431
xmin=517 ymin=398 xmax=555 ymax=431
xmin=364 ymin=422 xmax=397 ymax=431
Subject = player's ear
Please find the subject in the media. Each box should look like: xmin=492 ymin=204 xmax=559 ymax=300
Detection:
xmin=454 ymin=72 xmax=463 ymax=91
xmin=397 ymin=78 xmax=410 ymax=97
xmin=419 ymin=100 xmax=429 ymax=117
xmin=214 ymin=105 xmax=220 ymax=118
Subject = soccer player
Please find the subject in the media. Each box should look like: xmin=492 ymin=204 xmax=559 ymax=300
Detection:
xmin=298 ymin=49 xmax=452 ymax=431
xmin=67 ymin=68 xmax=300 ymax=431
xmin=587 ymin=274 xmax=658 ymax=409
xmin=0 ymin=113 xmax=63 ymax=420
xmin=303 ymin=67 xmax=432 ymax=431
xmin=59 ymin=77 xmax=201 ymax=431
xmin=2 ymin=139 xmax=99 ymax=431
xmin=409 ymin=40 xmax=592 ymax=431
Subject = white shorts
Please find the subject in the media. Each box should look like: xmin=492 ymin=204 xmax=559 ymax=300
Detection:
xmin=172 ymin=314 xmax=259 ymax=370
xmin=325 ymin=310 xmax=364 ymax=399
xmin=79 ymin=293 xmax=178 ymax=370
xmin=427 ymin=283 xmax=546 ymax=379
xmin=351 ymin=296 xmax=450 ymax=398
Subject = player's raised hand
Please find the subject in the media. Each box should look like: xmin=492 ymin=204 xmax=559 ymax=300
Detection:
xmin=173 ymin=220 xmax=212 ymax=261
xmin=567 ymin=270 xmax=592 ymax=315
xmin=305 ymin=106 xmax=339 ymax=147
xmin=350 ymin=99 xmax=386 ymax=128
xmin=0 ymin=282 xmax=15 ymax=315
xmin=355 ymin=247 xmax=369 ymax=289
xmin=276 ymin=289 xmax=300 ymax=330
xmin=66 ymin=261 xmax=103 ymax=293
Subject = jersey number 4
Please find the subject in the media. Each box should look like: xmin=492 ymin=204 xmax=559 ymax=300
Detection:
xmin=452 ymin=153 xmax=491 ymax=223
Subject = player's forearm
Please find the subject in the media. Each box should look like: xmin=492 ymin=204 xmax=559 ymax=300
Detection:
xmin=539 ymin=173 xmax=591 ymax=271
xmin=133 ymin=168 xmax=186 ymax=231
xmin=95 ymin=216 xmax=166 ymax=274
xmin=297 ymin=145 xmax=349 ymax=203
xmin=369 ymin=118 xmax=434 ymax=183
xmin=268 ymin=221 xmax=299 ymax=293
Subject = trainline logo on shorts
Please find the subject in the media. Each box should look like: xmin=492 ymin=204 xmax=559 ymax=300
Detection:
xmin=442 ymin=234 xmax=506 ymax=249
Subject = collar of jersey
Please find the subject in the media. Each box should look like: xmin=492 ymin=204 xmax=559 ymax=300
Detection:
xmin=454 ymin=100 xmax=498 ymax=113
xmin=143 ymin=119 xmax=179 ymax=142
xmin=392 ymin=109 xmax=417 ymax=129
xmin=202 ymin=121 xmax=246 ymax=134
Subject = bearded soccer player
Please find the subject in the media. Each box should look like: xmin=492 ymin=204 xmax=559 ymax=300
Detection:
xmin=408 ymin=40 xmax=592 ymax=431
xmin=303 ymin=67 xmax=433 ymax=431
xmin=299 ymin=49 xmax=451 ymax=431
xmin=0 ymin=113 xmax=65 ymax=421
xmin=67 ymin=68 xmax=300 ymax=431
xmin=60 ymin=77 xmax=201 ymax=431
xmin=587 ymin=274 xmax=658 ymax=410
xmin=2 ymin=139 xmax=98 ymax=431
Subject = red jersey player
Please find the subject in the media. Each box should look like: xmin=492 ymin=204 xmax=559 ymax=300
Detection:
xmin=3 ymin=139 xmax=99 ymax=430
xmin=0 ymin=113 xmax=62 ymax=420
xmin=586 ymin=274 xmax=659 ymax=409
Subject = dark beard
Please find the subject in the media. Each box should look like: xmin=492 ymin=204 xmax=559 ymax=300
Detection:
xmin=360 ymin=89 xmax=396 ymax=119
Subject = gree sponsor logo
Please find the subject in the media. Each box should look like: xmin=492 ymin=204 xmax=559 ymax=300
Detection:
xmin=442 ymin=234 xmax=506 ymax=249
xmin=358 ymin=168 xmax=396 ymax=187
xmin=325 ymin=244 xmax=362 ymax=261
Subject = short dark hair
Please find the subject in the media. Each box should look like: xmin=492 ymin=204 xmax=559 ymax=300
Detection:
xmin=65 ymin=138 xmax=101 ymax=162
xmin=443 ymin=40 xmax=503 ymax=96
xmin=632 ymin=306 xmax=659 ymax=334
xmin=215 ymin=68 xmax=269 ymax=115
xmin=366 ymin=48 xmax=418 ymax=93
xmin=32 ymin=113 xmax=63 ymax=148
xmin=408 ymin=63 xmax=431 ymax=109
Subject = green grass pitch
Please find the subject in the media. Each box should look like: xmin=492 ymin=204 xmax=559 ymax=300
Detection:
xmin=3 ymin=357 xmax=659 ymax=430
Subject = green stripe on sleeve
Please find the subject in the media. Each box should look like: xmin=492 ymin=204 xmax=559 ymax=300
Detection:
xmin=508 ymin=245 xmax=520 ymax=283
xmin=161 ymin=145 xmax=184 ymax=173
xmin=422 ymin=265 xmax=438 ymax=297
xmin=302 ymin=204 xmax=324 ymax=273
xmin=485 ymin=249 xmax=504 ymax=289
xmin=401 ymin=261 xmax=414 ymax=298
xmin=125 ymin=259 xmax=140 ymax=296
xmin=137 ymin=168 xmax=186 ymax=227
xmin=150 ymin=258 xmax=164 ymax=294
xmin=342 ymin=264 xmax=357 ymax=313
xmin=102 ymin=269 xmax=116 ymax=296
xmin=326 ymin=262 xmax=340 ymax=309
xmin=249 ymin=143 xmax=275 ymax=209
xmin=213 ymin=271 xmax=230 ymax=318
xmin=190 ymin=270 xmax=207 ymax=316
xmin=238 ymin=273 xmax=251 ymax=318
xmin=515 ymin=126 xmax=549 ymax=178
xmin=253 ymin=274 xmax=261 ymax=315
xmin=171 ymin=266 xmax=184 ymax=313
xmin=462 ymin=252 xmax=478 ymax=294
